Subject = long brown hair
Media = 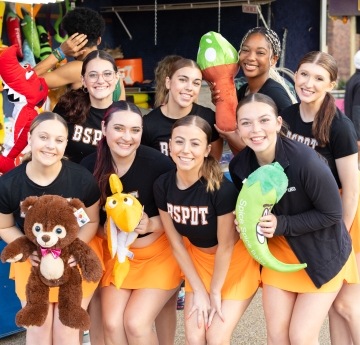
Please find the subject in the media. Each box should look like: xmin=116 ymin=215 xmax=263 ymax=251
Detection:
xmin=56 ymin=50 xmax=118 ymax=124
xmin=296 ymin=51 xmax=337 ymax=147
xmin=22 ymin=112 xmax=68 ymax=163
xmin=93 ymin=101 xmax=143 ymax=206
xmin=154 ymin=55 xmax=182 ymax=107
xmin=171 ymin=115 xmax=223 ymax=192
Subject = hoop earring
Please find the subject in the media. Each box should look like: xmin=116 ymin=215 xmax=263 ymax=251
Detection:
xmin=82 ymin=86 xmax=88 ymax=93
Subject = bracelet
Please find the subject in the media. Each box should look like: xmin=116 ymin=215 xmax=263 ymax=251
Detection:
xmin=52 ymin=48 xmax=65 ymax=62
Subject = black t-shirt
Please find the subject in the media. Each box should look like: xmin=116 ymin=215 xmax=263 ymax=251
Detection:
xmin=281 ymin=103 xmax=358 ymax=188
xmin=53 ymin=104 xmax=108 ymax=164
xmin=154 ymin=169 xmax=238 ymax=248
xmin=80 ymin=145 xmax=175 ymax=226
xmin=141 ymin=103 xmax=220 ymax=156
xmin=0 ymin=160 xmax=100 ymax=232
xmin=237 ymin=78 xmax=293 ymax=113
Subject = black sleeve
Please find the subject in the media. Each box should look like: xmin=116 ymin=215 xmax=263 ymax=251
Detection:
xmin=237 ymin=84 xmax=247 ymax=102
xmin=263 ymin=86 xmax=292 ymax=113
xmin=349 ymin=86 xmax=360 ymax=140
xmin=81 ymin=169 xmax=101 ymax=207
xmin=141 ymin=114 xmax=151 ymax=146
xmin=275 ymin=157 xmax=343 ymax=237
xmin=153 ymin=175 xmax=168 ymax=212
xmin=229 ymin=155 xmax=244 ymax=191
xmin=330 ymin=113 xmax=358 ymax=159
xmin=213 ymin=180 xmax=238 ymax=216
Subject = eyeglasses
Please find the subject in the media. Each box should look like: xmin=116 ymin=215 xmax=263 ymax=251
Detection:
xmin=86 ymin=70 xmax=116 ymax=82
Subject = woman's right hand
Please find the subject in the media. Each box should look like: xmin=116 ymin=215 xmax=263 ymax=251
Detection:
xmin=186 ymin=289 xmax=211 ymax=329
xmin=207 ymin=81 xmax=220 ymax=105
xmin=29 ymin=251 xmax=40 ymax=267
xmin=60 ymin=33 xmax=88 ymax=57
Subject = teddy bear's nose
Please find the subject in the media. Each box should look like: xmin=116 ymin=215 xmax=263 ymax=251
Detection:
xmin=42 ymin=235 xmax=51 ymax=243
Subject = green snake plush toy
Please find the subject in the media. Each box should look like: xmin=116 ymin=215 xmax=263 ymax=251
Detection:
xmin=236 ymin=162 xmax=307 ymax=272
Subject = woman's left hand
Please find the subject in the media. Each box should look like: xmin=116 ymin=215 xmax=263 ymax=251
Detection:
xmin=67 ymin=255 xmax=77 ymax=267
xmin=208 ymin=291 xmax=224 ymax=328
xmin=134 ymin=212 xmax=151 ymax=235
xmin=258 ymin=213 xmax=277 ymax=238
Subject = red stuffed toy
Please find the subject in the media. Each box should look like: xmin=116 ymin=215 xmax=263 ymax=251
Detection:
xmin=0 ymin=45 xmax=48 ymax=173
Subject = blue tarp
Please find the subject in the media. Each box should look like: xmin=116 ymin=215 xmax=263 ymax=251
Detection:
xmin=0 ymin=240 xmax=24 ymax=338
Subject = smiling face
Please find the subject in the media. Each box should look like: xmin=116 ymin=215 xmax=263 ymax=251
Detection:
xmin=239 ymin=33 xmax=277 ymax=80
xmin=237 ymin=101 xmax=282 ymax=166
xmin=166 ymin=66 xmax=202 ymax=109
xmin=28 ymin=119 xmax=68 ymax=167
xmin=295 ymin=62 xmax=336 ymax=106
xmin=82 ymin=57 xmax=118 ymax=105
xmin=102 ymin=110 xmax=142 ymax=159
xmin=169 ymin=124 xmax=211 ymax=174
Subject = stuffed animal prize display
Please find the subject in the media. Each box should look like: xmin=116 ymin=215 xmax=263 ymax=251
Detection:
xmin=0 ymin=45 xmax=48 ymax=173
xmin=236 ymin=163 xmax=307 ymax=272
xmin=197 ymin=31 xmax=239 ymax=131
xmin=1 ymin=195 xmax=103 ymax=330
xmin=105 ymin=174 xmax=143 ymax=289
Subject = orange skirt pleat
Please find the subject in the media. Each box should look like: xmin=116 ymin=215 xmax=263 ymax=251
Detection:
xmin=183 ymin=238 xmax=260 ymax=300
xmin=261 ymin=236 xmax=359 ymax=293
xmin=101 ymin=233 xmax=182 ymax=290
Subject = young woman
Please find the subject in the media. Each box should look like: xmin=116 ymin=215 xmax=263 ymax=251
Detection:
xmin=0 ymin=112 xmax=101 ymax=345
xmin=80 ymin=101 xmax=182 ymax=345
xmin=154 ymin=115 xmax=260 ymax=344
xmin=211 ymin=27 xmax=296 ymax=154
xmin=34 ymin=7 xmax=125 ymax=101
xmin=280 ymin=51 xmax=360 ymax=345
xmin=142 ymin=58 xmax=223 ymax=161
xmin=230 ymin=93 xmax=359 ymax=345
xmin=53 ymin=50 xmax=119 ymax=163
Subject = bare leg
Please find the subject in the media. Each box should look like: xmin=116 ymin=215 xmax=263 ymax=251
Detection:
xmin=124 ymin=287 xmax=178 ymax=345
xmin=88 ymin=286 xmax=105 ymax=345
xmin=102 ymin=285 xmax=132 ymax=345
xmin=206 ymin=295 xmax=255 ymax=345
xmin=154 ymin=287 xmax=178 ymax=345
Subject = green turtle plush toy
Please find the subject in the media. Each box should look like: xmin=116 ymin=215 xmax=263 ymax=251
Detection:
xmin=197 ymin=31 xmax=239 ymax=131
xmin=236 ymin=162 xmax=307 ymax=272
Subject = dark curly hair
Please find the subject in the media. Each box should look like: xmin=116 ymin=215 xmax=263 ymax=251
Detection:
xmin=61 ymin=7 xmax=105 ymax=48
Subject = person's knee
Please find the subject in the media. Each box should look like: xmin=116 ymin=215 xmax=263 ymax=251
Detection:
xmin=332 ymin=297 xmax=357 ymax=321
xmin=289 ymin=328 xmax=317 ymax=345
xmin=53 ymin=325 xmax=80 ymax=345
xmin=206 ymin=330 xmax=229 ymax=345
xmin=124 ymin=315 xmax=152 ymax=339
xmin=185 ymin=332 xmax=205 ymax=345
xmin=102 ymin=316 xmax=119 ymax=336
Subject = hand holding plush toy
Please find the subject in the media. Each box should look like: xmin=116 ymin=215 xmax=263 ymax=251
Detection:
xmin=1 ymin=195 xmax=103 ymax=330
xmin=105 ymin=174 xmax=143 ymax=289
xmin=235 ymin=163 xmax=307 ymax=272
xmin=197 ymin=31 xmax=239 ymax=131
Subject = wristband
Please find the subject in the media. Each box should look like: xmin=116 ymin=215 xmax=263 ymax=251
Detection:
xmin=52 ymin=48 xmax=65 ymax=62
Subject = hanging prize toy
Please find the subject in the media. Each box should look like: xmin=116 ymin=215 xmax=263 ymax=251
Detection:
xmin=54 ymin=2 xmax=68 ymax=43
xmin=15 ymin=3 xmax=42 ymax=20
xmin=0 ymin=1 xmax=6 ymax=46
xmin=0 ymin=45 xmax=48 ymax=173
xmin=21 ymin=14 xmax=40 ymax=59
xmin=105 ymin=174 xmax=143 ymax=289
xmin=6 ymin=12 xmax=23 ymax=59
xmin=197 ymin=31 xmax=239 ymax=131
xmin=37 ymin=25 xmax=52 ymax=61
xmin=0 ymin=93 xmax=4 ymax=149
xmin=236 ymin=163 xmax=307 ymax=272
xmin=21 ymin=40 xmax=36 ymax=67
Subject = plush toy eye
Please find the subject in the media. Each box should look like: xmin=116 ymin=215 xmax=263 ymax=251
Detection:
xmin=55 ymin=228 xmax=62 ymax=234
xmin=52 ymin=225 xmax=66 ymax=238
xmin=107 ymin=199 xmax=117 ymax=209
xmin=123 ymin=197 xmax=134 ymax=206
xmin=32 ymin=223 xmax=43 ymax=237
xmin=35 ymin=225 xmax=41 ymax=232
xmin=25 ymin=70 xmax=34 ymax=80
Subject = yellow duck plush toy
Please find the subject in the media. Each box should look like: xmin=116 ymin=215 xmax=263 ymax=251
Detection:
xmin=105 ymin=174 xmax=143 ymax=289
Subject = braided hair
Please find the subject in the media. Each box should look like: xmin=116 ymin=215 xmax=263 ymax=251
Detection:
xmin=239 ymin=27 xmax=297 ymax=104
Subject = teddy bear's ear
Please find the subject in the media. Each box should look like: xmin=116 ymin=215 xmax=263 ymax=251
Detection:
xmin=67 ymin=198 xmax=86 ymax=212
xmin=20 ymin=196 xmax=39 ymax=215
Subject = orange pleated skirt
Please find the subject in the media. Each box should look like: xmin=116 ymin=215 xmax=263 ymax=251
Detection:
xmin=183 ymin=238 xmax=260 ymax=300
xmin=101 ymin=233 xmax=182 ymax=290
xmin=261 ymin=236 xmax=359 ymax=293
xmin=10 ymin=236 xmax=104 ymax=302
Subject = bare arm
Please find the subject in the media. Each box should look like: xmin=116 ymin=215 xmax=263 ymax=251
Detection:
xmin=0 ymin=212 xmax=24 ymax=244
xmin=336 ymin=153 xmax=359 ymax=230
xmin=119 ymin=78 xmax=126 ymax=101
xmin=159 ymin=209 xmax=210 ymax=328
xmin=77 ymin=200 xmax=100 ymax=243
xmin=209 ymin=137 xmax=223 ymax=162
xmin=208 ymin=212 xmax=236 ymax=325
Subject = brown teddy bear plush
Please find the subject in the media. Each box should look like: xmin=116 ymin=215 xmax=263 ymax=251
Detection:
xmin=1 ymin=195 xmax=103 ymax=330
